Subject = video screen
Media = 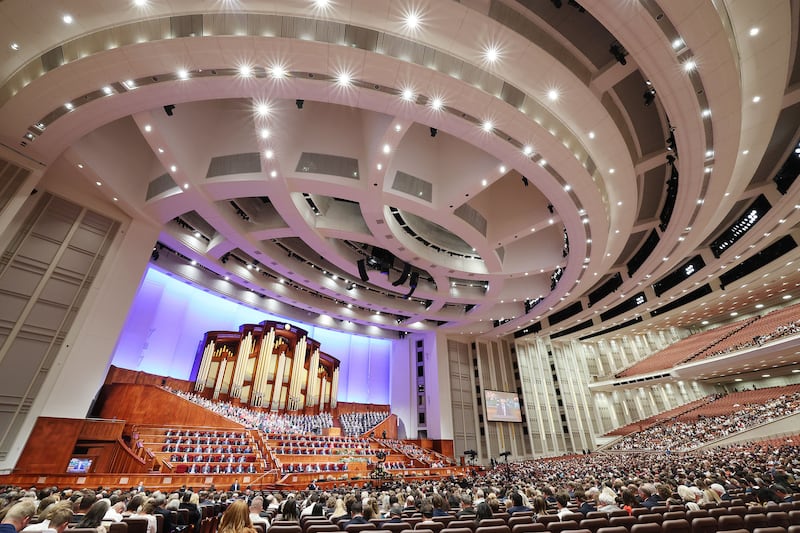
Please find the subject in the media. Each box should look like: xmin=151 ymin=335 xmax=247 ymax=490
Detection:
xmin=66 ymin=457 xmax=93 ymax=474
xmin=485 ymin=390 xmax=522 ymax=422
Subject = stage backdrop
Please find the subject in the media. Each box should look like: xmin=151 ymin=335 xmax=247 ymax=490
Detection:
xmin=110 ymin=266 xmax=391 ymax=404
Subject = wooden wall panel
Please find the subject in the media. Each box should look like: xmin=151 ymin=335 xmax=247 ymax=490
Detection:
xmin=370 ymin=414 xmax=398 ymax=439
xmin=79 ymin=419 xmax=125 ymax=441
xmin=13 ymin=417 xmax=82 ymax=474
xmin=104 ymin=365 xmax=193 ymax=392
xmin=94 ymin=384 xmax=243 ymax=429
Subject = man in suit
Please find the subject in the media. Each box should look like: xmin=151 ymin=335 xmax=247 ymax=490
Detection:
xmin=342 ymin=501 xmax=368 ymax=529
xmin=230 ymin=479 xmax=241 ymax=492
xmin=575 ymin=488 xmax=596 ymax=516
xmin=153 ymin=494 xmax=175 ymax=533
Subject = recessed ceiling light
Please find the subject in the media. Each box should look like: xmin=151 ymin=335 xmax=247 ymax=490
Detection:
xmin=481 ymin=179 xmax=487 ymax=187
xmin=749 ymin=27 xmax=760 ymax=36
xmin=701 ymin=320 xmax=709 ymax=325
xmin=123 ymin=79 xmax=136 ymax=90
xmin=588 ymin=131 xmax=595 ymax=139
xmin=144 ymin=124 xmax=152 ymax=132
xmin=335 ymin=71 xmax=352 ymax=86
xmin=523 ymin=145 xmax=533 ymax=155
xmin=742 ymin=149 xmax=749 ymax=155
xmin=260 ymin=128 xmax=270 ymax=139
xmin=255 ymin=102 xmax=270 ymax=117
xmin=499 ymin=165 xmax=506 ymax=173
xmin=177 ymin=69 xmax=189 ymax=80
xmin=730 ymin=312 xmax=738 ymax=317
xmin=547 ymin=89 xmax=559 ymax=101
xmin=539 ymin=159 xmax=547 ymax=166
xmin=270 ymin=64 xmax=287 ymax=79
xmin=402 ymin=9 xmax=422 ymax=31
xmin=95 ymin=181 xmax=102 ymax=187
xmin=755 ymin=303 xmax=764 ymax=309
xmin=238 ymin=64 xmax=253 ymax=77
xmin=270 ymin=170 xmax=277 ymax=178
xmin=113 ymin=197 xmax=118 ymax=202
xmin=481 ymin=120 xmax=493 ymax=132
xmin=170 ymin=165 xmax=177 ymax=172
xmin=157 ymin=148 xmax=164 ymax=153
xmin=401 ymin=87 xmax=414 ymax=101
xmin=265 ymin=149 xmax=274 ymax=159
xmin=182 ymin=183 xmax=189 ymax=189
xmin=394 ymin=123 xmax=402 ymax=132
xmin=102 ymin=86 xmax=113 ymax=95
xmin=9 ymin=42 xmax=20 ymax=51
xmin=564 ymin=184 xmax=571 ymax=191
xmin=483 ymin=44 xmax=500 ymax=63
xmin=609 ymin=168 xmax=615 ymax=174
xmin=762 ymin=374 xmax=770 ymax=378
xmin=382 ymin=144 xmax=391 ymax=154
xmin=64 ymin=102 xmax=74 ymax=110
xmin=63 ymin=14 xmax=74 ymax=24
xmin=376 ymin=163 xmax=383 ymax=170
xmin=683 ymin=60 xmax=696 ymax=72
xmin=429 ymin=97 xmax=443 ymax=111
xmin=783 ymin=294 xmax=792 ymax=300
xmin=752 ymin=95 xmax=761 ymax=103
xmin=672 ymin=38 xmax=684 ymax=49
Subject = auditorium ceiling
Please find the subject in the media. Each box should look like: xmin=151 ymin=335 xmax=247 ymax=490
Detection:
xmin=1 ymin=1 xmax=800 ymax=350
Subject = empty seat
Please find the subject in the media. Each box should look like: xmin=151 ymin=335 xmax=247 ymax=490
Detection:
xmin=512 ymin=524 xmax=546 ymax=533
xmin=580 ymin=518 xmax=609 ymax=533
xmin=637 ymin=515 xmax=662 ymax=525
xmin=442 ymin=528 xmax=474 ymax=533
xmin=661 ymin=519 xmax=690 ymax=533
xmin=609 ymin=517 xmax=636 ymax=531
xmin=478 ymin=521 xmax=507 ymax=529
xmin=630 ymin=524 xmax=661 ymax=533
xmin=685 ymin=512 xmax=710 ymax=522
xmin=475 ymin=526 xmax=511 ymax=533
xmin=547 ymin=521 xmax=579 ymax=533
xmin=789 ymin=512 xmax=800 ymax=526
xmin=752 ymin=528 xmax=788 ymax=533
xmin=691 ymin=517 xmax=717 ymax=533
xmin=747 ymin=514 xmax=771 ymax=532
xmin=769 ymin=514 xmax=791 ymax=529
xmin=596 ymin=528 xmax=628 ymax=533
xmin=663 ymin=513 xmax=685 ymax=522
xmin=719 ymin=515 xmax=746 ymax=531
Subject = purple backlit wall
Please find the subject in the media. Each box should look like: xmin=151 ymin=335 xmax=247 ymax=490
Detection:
xmin=111 ymin=267 xmax=391 ymax=404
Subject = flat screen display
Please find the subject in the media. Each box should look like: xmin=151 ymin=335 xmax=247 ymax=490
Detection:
xmin=485 ymin=389 xmax=522 ymax=422
xmin=66 ymin=457 xmax=93 ymax=474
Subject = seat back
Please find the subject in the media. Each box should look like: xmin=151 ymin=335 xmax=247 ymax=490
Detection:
xmin=661 ymin=519 xmax=690 ymax=533
xmin=512 ymin=524 xmax=545 ymax=533
xmin=509 ymin=517 xmax=534 ymax=530
xmin=637 ymin=515 xmax=662 ymax=525
xmin=609 ymin=516 xmax=636 ymax=531
xmin=752 ymin=528 xmax=788 ymax=533
xmin=123 ymin=518 xmax=150 ymax=533
xmin=383 ymin=523 xmax=414 ymax=533
xmin=718 ymin=515 xmax=745 ymax=531
xmin=478 ymin=521 xmax=506 ymax=529
xmin=630 ymin=524 xmax=661 ymax=533
xmin=690 ymin=517 xmax=716 ymax=533
xmin=768 ymin=514 xmax=791 ymax=529
xmin=547 ymin=521 xmax=578 ymax=533
xmin=109 ymin=523 xmax=129 ymax=533
xmin=579 ymin=518 xmax=609 ymax=533
xmin=747 ymin=514 xmax=770 ymax=531
xmin=663 ymin=513 xmax=685 ymax=522
xmin=474 ymin=525 xmax=511 ymax=533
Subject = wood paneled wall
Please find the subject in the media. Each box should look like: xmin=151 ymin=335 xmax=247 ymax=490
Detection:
xmin=104 ymin=365 xmax=193 ymax=392
xmin=94 ymin=383 xmax=242 ymax=429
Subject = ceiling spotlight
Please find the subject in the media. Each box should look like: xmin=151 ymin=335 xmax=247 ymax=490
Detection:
xmin=752 ymin=95 xmax=761 ymax=103
xmin=295 ymin=99 xmax=304 ymax=109
xmin=429 ymin=127 xmax=438 ymax=137
xmin=170 ymin=165 xmax=177 ymax=172
xmin=683 ymin=59 xmax=696 ymax=72
xmin=177 ymin=69 xmax=189 ymax=80
xmin=163 ymin=104 xmax=175 ymax=116
xmin=102 ymin=86 xmax=113 ymax=95
xmin=238 ymin=64 xmax=253 ymax=77
xmin=63 ymin=14 xmax=74 ymax=24
xmin=523 ymin=145 xmax=533 ymax=155
xmin=672 ymin=38 xmax=684 ymax=49
xmin=9 ymin=42 xmax=21 ymax=51
xmin=401 ymin=87 xmax=415 ymax=101
xmin=547 ymin=89 xmax=559 ymax=101
xmin=64 ymin=102 xmax=74 ymax=110
xmin=144 ymin=124 xmax=152 ymax=132
xmin=270 ymin=170 xmax=277 ymax=178
xmin=429 ymin=97 xmax=443 ymax=111
xmin=481 ymin=120 xmax=493 ymax=132
xmin=260 ymin=128 xmax=270 ymax=139
xmin=521 ymin=176 xmax=529 ymax=187
xmin=643 ymin=87 xmax=656 ymax=106
xmin=265 ymin=149 xmax=274 ymax=159
xmin=749 ymin=27 xmax=760 ymax=36
xmin=382 ymin=144 xmax=391 ymax=154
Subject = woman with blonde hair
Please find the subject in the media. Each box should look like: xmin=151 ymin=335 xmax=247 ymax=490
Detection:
xmin=330 ymin=498 xmax=347 ymax=519
xmin=218 ymin=500 xmax=257 ymax=533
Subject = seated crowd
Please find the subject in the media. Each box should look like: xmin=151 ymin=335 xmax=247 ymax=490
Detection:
xmin=165 ymin=388 xmax=334 ymax=435
xmin=339 ymin=412 xmax=390 ymax=437
xmin=1 ymin=434 xmax=798 ymax=533
xmin=610 ymin=390 xmax=800 ymax=451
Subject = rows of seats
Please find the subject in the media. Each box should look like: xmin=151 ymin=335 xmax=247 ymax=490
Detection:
xmin=617 ymin=302 xmax=800 ymax=379
xmin=615 ymin=320 xmax=748 ymax=378
xmin=604 ymin=397 xmax=714 ymax=436
xmin=134 ymin=425 xmax=265 ymax=473
xmin=674 ymin=385 xmax=800 ymax=421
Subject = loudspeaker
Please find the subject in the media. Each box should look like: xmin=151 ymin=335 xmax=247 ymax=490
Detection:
xmin=357 ymin=259 xmax=369 ymax=282
xmin=392 ymin=263 xmax=411 ymax=286
xmin=409 ymin=271 xmax=419 ymax=288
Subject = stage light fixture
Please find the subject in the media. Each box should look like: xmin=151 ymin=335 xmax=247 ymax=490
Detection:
xmin=430 ymin=127 xmax=438 ymax=137
xmin=296 ymin=99 xmax=304 ymax=109
xmin=357 ymin=259 xmax=369 ymax=282
xmin=163 ymin=104 xmax=175 ymax=116
xmin=609 ymin=43 xmax=627 ymax=65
